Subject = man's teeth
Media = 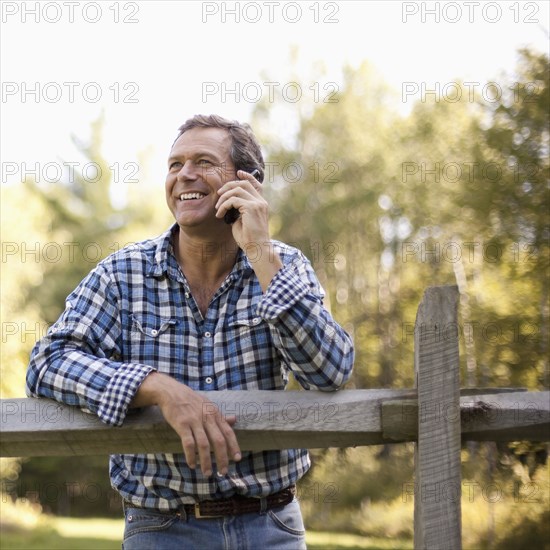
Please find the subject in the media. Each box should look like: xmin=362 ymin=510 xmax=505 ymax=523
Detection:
xmin=180 ymin=193 xmax=206 ymax=201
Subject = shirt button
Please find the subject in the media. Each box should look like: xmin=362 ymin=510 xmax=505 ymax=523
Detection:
xmin=185 ymin=292 xmax=190 ymax=298
xmin=205 ymin=377 xmax=213 ymax=384
xmin=253 ymin=317 xmax=260 ymax=324
xmin=151 ymin=329 xmax=158 ymax=336
xmin=204 ymin=331 xmax=212 ymax=338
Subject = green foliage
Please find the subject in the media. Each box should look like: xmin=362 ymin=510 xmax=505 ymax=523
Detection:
xmin=493 ymin=510 xmax=550 ymax=550
xmin=5 ymin=455 xmax=120 ymax=517
xmin=1 ymin=47 xmax=547 ymax=536
xmin=298 ymin=446 xmax=415 ymax=537
xmin=20 ymin=113 xmax=159 ymax=325
xmin=255 ymin=47 xmax=549 ymax=536
xmin=255 ymin=49 xmax=549 ymax=394
xmin=3 ymin=112 xmax=165 ymax=517
xmin=0 ymin=529 xmax=121 ymax=550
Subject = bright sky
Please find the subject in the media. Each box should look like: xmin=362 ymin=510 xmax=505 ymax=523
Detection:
xmin=1 ymin=1 xmax=548 ymax=196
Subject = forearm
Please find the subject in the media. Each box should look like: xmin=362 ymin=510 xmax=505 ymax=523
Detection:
xmin=256 ymin=259 xmax=354 ymax=390
xmin=27 ymin=333 xmax=154 ymax=426
xmin=130 ymin=371 xmax=177 ymax=408
xmin=248 ymin=243 xmax=284 ymax=293
xmin=266 ymin=298 xmax=354 ymax=390
xmin=24 ymin=262 xmax=156 ymax=425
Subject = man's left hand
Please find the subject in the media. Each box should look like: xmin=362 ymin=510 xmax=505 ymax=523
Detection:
xmin=215 ymin=170 xmax=283 ymax=291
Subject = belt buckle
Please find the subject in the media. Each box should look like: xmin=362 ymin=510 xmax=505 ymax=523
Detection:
xmin=194 ymin=502 xmax=223 ymax=519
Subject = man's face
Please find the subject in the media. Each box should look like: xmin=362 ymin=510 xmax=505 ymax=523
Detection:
xmin=165 ymin=127 xmax=236 ymax=228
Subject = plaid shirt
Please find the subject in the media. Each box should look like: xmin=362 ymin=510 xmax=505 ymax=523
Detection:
xmin=26 ymin=224 xmax=354 ymax=510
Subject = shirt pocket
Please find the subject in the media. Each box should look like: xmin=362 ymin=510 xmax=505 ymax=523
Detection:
xmin=127 ymin=313 xmax=181 ymax=373
xmin=215 ymin=311 xmax=282 ymax=389
xmin=130 ymin=313 xmax=177 ymax=338
xmin=225 ymin=311 xmax=271 ymax=350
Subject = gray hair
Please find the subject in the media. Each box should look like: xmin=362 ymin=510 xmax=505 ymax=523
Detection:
xmin=174 ymin=114 xmax=264 ymax=182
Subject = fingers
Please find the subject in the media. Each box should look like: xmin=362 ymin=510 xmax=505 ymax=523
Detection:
xmin=193 ymin=415 xmax=241 ymax=476
xmin=217 ymin=415 xmax=242 ymax=464
xmin=204 ymin=411 xmax=242 ymax=475
xmin=215 ymin=185 xmax=266 ymax=219
xmin=218 ymin=170 xmax=261 ymax=197
xmin=200 ymin=413 xmax=228 ymax=475
xmin=181 ymin=427 xmax=211 ymax=473
xmin=236 ymin=169 xmax=261 ymax=186
xmin=214 ymin=193 xmax=247 ymax=219
xmin=155 ymin=379 xmax=242 ymax=477
xmin=168 ymin=401 xmax=241 ymax=477
xmin=215 ymin=169 xmax=267 ymax=222
xmin=195 ymin=424 xmax=216 ymax=476
xmin=225 ymin=414 xmax=237 ymax=425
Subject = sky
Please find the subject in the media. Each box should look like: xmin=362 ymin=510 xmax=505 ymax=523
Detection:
xmin=1 ymin=0 xmax=549 ymax=198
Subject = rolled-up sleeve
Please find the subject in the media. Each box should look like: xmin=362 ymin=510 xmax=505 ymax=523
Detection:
xmin=25 ymin=265 xmax=155 ymax=426
xmin=256 ymin=250 xmax=354 ymax=391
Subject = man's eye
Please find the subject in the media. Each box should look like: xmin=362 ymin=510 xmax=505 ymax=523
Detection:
xmin=197 ymin=159 xmax=213 ymax=166
xmin=169 ymin=162 xmax=182 ymax=170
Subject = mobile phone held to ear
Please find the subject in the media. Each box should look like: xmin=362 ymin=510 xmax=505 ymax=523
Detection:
xmin=224 ymin=168 xmax=261 ymax=224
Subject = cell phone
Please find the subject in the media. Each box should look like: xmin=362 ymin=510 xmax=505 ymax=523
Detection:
xmin=224 ymin=168 xmax=261 ymax=225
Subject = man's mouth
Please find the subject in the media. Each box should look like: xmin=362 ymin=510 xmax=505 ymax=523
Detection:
xmin=179 ymin=193 xmax=207 ymax=201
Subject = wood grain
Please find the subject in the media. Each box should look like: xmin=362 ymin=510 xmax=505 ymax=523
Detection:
xmin=413 ymin=285 xmax=462 ymax=550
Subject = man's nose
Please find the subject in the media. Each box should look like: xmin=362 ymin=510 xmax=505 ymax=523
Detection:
xmin=176 ymin=160 xmax=199 ymax=180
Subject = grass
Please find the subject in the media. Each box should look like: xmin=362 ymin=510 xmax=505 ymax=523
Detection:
xmin=0 ymin=516 xmax=412 ymax=550
xmin=306 ymin=531 xmax=413 ymax=549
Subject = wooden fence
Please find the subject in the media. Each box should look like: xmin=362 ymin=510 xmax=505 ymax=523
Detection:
xmin=1 ymin=285 xmax=549 ymax=549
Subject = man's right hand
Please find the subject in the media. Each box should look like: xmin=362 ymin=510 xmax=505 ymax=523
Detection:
xmin=130 ymin=372 xmax=241 ymax=476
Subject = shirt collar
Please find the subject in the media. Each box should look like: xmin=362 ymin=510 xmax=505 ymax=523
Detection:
xmin=146 ymin=223 xmax=253 ymax=280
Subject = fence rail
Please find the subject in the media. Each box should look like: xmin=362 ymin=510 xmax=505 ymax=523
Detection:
xmin=1 ymin=389 xmax=548 ymax=457
xmin=1 ymin=285 xmax=549 ymax=550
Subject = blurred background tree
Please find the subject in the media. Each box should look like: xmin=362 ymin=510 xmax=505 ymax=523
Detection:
xmin=251 ymin=47 xmax=549 ymax=546
xmin=1 ymin=112 xmax=169 ymax=516
xmin=2 ymin=48 xmax=548 ymax=547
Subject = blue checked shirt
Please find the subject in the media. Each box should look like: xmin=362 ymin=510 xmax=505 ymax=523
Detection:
xmin=26 ymin=224 xmax=354 ymax=511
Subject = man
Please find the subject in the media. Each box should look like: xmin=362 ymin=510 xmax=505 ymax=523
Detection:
xmin=26 ymin=114 xmax=354 ymax=549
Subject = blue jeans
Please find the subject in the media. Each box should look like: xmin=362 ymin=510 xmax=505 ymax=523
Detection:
xmin=121 ymin=497 xmax=306 ymax=549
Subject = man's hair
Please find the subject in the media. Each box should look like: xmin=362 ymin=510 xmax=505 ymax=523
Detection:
xmin=174 ymin=114 xmax=265 ymax=182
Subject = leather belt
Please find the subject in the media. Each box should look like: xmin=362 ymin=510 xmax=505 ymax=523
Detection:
xmin=124 ymin=485 xmax=296 ymax=519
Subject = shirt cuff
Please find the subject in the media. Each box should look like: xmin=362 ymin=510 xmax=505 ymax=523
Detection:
xmin=256 ymin=265 xmax=312 ymax=321
xmin=97 ymin=363 xmax=156 ymax=427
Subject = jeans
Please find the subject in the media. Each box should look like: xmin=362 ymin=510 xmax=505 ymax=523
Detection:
xmin=121 ymin=496 xmax=306 ymax=550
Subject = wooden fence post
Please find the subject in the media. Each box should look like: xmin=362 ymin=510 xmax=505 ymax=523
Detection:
xmin=414 ymin=285 xmax=462 ymax=550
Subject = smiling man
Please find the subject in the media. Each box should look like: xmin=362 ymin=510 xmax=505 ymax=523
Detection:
xmin=26 ymin=114 xmax=354 ymax=549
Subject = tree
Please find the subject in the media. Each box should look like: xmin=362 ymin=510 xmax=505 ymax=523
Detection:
xmin=4 ymin=113 xmax=167 ymax=517
xmin=250 ymin=49 xmax=549 ymax=541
